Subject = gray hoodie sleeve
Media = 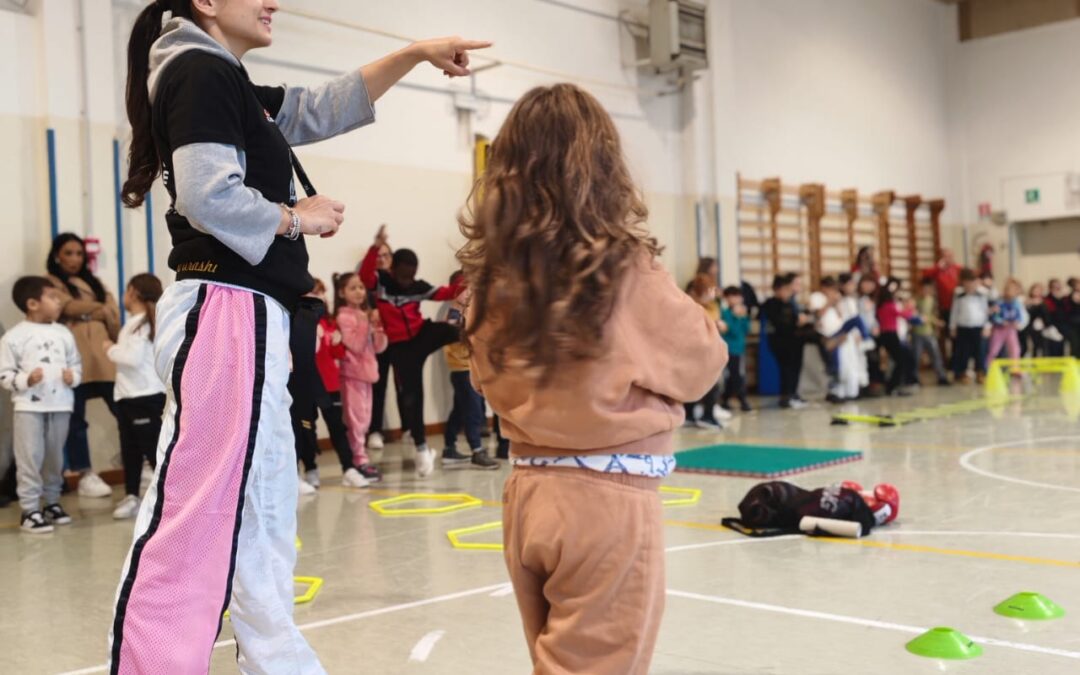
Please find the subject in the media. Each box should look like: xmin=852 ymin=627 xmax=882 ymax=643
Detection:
xmin=172 ymin=143 xmax=281 ymax=266
xmin=274 ymin=71 xmax=376 ymax=147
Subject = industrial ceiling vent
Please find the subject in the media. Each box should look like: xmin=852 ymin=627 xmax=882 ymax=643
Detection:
xmin=648 ymin=0 xmax=707 ymax=73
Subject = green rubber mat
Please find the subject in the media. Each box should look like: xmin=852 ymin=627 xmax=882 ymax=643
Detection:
xmin=674 ymin=444 xmax=863 ymax=478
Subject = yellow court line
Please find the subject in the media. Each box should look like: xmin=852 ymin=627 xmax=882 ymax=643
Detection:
xmin=665 ymin=519 xmax=730 ymax=532
xmin=321 ymin=484 xmax=502 ymax=507
xmin=662 ymin=520 xmax=1080 ymax=569
xmin=816 ymin=537 xmax=1080 ymax=568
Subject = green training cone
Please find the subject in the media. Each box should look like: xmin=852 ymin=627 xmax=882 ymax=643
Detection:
xmin=994 ymin=592 xmax=1065 ymax=620
xmin=905 ymin=627 xmax=983 ymax=660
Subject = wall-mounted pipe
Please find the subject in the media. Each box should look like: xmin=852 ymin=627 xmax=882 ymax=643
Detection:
xmin=695 ymin=200 xmax=706 ymax=266
xmin=112 ymin=139 xmax=126 ymax=323
xmin=145 ymin=191 xmax=155 ymax=275
xmin=47 ymin=128 xmax=59 ymax=240
xmin=713 ymin=201 xmax=722 ymax=285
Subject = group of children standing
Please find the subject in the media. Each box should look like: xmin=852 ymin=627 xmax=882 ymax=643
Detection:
xmin=293 ymin=225 xmax=500 ymax=493
xmin=684 ymin=270 xmax=751 ymax=426
xmin=1 ymin=272 xmax=166 ymax=532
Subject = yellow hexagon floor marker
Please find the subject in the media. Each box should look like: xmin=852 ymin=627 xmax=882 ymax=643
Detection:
xmin=447 ymin=521 xmax=505 ymax=551
xmin=225 ymin=576 xmax=325 ymax=617
xmin=369 ymin=492 xmax=484 ymax=516
xmin=660 ymin=486 xmax=702 ymax=506
xmin=293 ymin=576 xmax=324 ymax=606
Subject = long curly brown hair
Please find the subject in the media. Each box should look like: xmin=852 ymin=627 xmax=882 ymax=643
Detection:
xmin=457 ymin=83 xmax=660 ymax=381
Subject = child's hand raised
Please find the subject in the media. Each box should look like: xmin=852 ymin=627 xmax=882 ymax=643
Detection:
xmin=27 ymin=367 xmax=44 ymax=387
xmin=374 ymin=224 xmax=389 ymax=249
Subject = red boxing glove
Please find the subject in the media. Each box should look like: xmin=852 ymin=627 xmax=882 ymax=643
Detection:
xmin=867 ymin=483 xmax=900 ymax=525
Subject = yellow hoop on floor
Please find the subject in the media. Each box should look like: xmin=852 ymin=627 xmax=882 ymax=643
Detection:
xmin=447 ymin=521 xmax=504 ymax=551
xmin=224 ymin=576 xmax=325 ymax=617
xmin=293 ymin=576 xmax=324 ymax=605
xmin=660 ymin=486 xmax=702 ymax=506
xmin=369 ymin=493 xmax=484 ymax=516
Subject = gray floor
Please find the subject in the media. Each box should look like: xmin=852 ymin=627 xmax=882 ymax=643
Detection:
xmin=3 ymin=384 xmax=1079 ymax=674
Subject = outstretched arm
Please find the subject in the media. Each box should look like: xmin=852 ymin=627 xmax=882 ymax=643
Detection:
xmin=274 ymin=37 xmax=492 ymax=146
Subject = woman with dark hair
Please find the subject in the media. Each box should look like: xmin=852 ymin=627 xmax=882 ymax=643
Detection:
xmin=852 ymin=245 xmax=881 ymax=283
xmin=363 ymin=228 xmax=394 ymax=450
xmin=45 ymin=232 xmax=120 ymax=498
xmin=107 ymin=1 xmax=490 ymax=671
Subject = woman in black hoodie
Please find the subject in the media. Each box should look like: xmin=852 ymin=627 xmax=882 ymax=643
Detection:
xmin=108 ymin=2 xmax=490 ymax=672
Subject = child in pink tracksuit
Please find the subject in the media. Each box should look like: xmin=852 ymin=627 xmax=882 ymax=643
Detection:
xmin=986 ymin=277 xmax=1029 ymax=369
xmin=334 ymin=272 xmax=388 ymax=474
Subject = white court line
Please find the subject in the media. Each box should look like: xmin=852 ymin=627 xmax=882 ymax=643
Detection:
xmin=56 ymin=528 xmax=1080 ymax=674
xmin=668 ymin=590 xmax=1080 ymax=660
xmin=408 ymin=630 xmax=446 ymax=663
xmin=665 ymin=534 xmax=802 ymax=553
xmin=55 ymin=583 xmax=508 ymax=675
xmin=959 ymin=435 xmax=1080 ymax=493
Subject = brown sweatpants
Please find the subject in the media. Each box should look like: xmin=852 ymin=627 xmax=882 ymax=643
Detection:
xmin=502 ymin=466 xmax=665 ymax=675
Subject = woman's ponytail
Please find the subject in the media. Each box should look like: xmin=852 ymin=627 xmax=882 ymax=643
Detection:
xmin=121 ymin=1 xmax=192 ymax=207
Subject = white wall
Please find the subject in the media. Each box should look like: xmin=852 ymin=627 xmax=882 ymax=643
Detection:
xmin=946 ymin=16 xmax=1080 ymax=273
xmin=8 ymin=0 xmax=1000 ymax=466
xmin=703 ymin=0 xmax=959 ymax=285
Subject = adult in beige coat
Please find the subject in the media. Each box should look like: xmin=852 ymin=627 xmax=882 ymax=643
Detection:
xmin=46 ymin=233 xmax=121 ymax=498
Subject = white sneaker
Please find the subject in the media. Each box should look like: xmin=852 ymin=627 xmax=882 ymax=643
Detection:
xmin=304 ymin=469 xmax=320 ymax=489
xmin=141 ymin=464 xmax=154 ymax=488
xmin=713 ymin=405 xmax=733 ymax=421
xmin=694 ymin=419 xmax=723 ymax=431
xmin=298 ymin=479 xmax=317 ymax=496
xmin=341 ymin=467 xmax=371 ymax=488
xmin=112 ymin=495 xmax=141 ymax=520
xmin=415 ymin=445 xmax=436 ymax=479
xmin=77 ymin=472 xmax=112 ymax=498
xmin=368 ymin=432 xmax=385 ymax=450
xmin=789 ymin=398 xmax=808 ymax=410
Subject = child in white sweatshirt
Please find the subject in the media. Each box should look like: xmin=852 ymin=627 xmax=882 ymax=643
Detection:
xmin=105 ymin=274 xmax=167 ymax=519
xmin=0 ymin=277 xmax=82 ymax=533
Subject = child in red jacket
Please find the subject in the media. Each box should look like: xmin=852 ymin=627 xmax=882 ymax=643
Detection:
xmin=359 ymin=225 xmax=462 ymax=478
xmin=307 ymin=279 xmax=372 ymax=489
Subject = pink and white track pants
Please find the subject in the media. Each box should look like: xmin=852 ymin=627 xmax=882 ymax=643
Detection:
xmin=108 ymin=281 xmax=323 ymax=674
xmin=339 ymin=377 xmax=372 ymax=466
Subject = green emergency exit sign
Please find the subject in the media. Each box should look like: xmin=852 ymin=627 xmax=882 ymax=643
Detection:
xmin=1025 ymin=188 xmax=1040 ymax=204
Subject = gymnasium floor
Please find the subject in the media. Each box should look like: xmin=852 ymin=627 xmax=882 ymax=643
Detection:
xmin=3 ymin=385 xmax=1079 ymax=674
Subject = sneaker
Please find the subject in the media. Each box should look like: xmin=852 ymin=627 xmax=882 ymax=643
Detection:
xmin=694 ymin=419 xmax=723 ymax=430
xmin=77 ymin=472 xmax=112 ymax=498
xmin=304 ymin=469 xmax=320 ymax=489
xmin=781 ymin=398 xmax=808 ymax=410
xmin=367 ymin=432 xmax=385 ymax=450
xmin=357 ymin=463 xmax=382 ymax=483
xmin=21 ymin=511 xmax=53 ymax=534
xmin=975 ymin=372 xmax=986 ymax=385
xmin=341 ymin=467 xmax=371 ymax=489
xmin=712 ymin=405 xmax=733 ymax=421
xmin=470 ymin=449 xmax=500 ymax=470
xmin=825 ymin=393 xmax=845 ymax=405
xmin=112 ymin=495 xmax=140 ymax=520
xmin=441 ymin=448 xmax=471 ymax=467
xmin=889 ymin=388 xmax=913 ymax=397
xmin=740 ymin=401 xmax=753 ymax=412
xmin=298 ymin=479 xmax=317 ymax=496
xmin=415 ymin=445 xmax=436 ymax=479
xmin=43 ymin=503 xmax=72 ymax=525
